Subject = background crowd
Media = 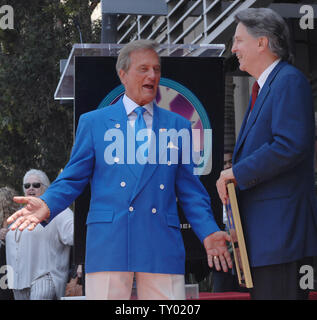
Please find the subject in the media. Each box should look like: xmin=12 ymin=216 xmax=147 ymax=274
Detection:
xmin=0 ymin=169 xmax=77 ymax=300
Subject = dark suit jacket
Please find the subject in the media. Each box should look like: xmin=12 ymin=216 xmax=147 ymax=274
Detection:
xmin=233 ymin=61 xmax=317 ymax=267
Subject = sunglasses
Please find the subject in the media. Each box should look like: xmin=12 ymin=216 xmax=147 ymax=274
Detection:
xmin=23 ymin=183 xmax=43 ymax=189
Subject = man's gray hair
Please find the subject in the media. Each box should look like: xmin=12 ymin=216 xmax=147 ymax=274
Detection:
xmin=234 ymin=8 xmax=294 ymax=64
xmin=116 ymin=39 xmax=160 ymax=76
xmin=23 ymin=169 xmax=50 ymax=191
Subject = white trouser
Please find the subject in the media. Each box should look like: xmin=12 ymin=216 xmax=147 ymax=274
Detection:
xmin=85 ymin=271 xmax=185 ymax=300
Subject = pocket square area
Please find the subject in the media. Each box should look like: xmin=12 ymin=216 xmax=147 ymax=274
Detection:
xmin=167 ymin=141 xmax=179 ymax=150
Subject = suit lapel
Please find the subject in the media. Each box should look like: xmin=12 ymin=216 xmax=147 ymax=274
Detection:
xmin=104 ymin=98 xmax=140 ymax=179
xmin=130 ymin=104 xmax=166 ymax=201
xmin=233 ymin=61 xmax=287 ymax=160
xmin=104 ymin=100 xmax=173 ymax=201
xmin=104 ymin=97 xmax=129 ymax=132
xmin=234 ymin=85 xmax=270 ymax=155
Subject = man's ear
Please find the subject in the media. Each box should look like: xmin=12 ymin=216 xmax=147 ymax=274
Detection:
xmin=258 ymin=36 xmax=269 ymax=51
xmin=118 ymin=69 xmax=126 ymax=84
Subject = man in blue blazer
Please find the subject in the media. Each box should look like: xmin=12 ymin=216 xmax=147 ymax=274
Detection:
xmin=217 ymin=8 xmax=317 ymax=299
xmin=8 ymin=40 xmax=232 ymax=299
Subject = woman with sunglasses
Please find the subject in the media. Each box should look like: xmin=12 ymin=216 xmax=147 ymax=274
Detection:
xmin=5 ymin=169 xmax=74 ymax=300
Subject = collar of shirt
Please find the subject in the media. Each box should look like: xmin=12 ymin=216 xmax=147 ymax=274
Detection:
xmin=257 ymin=58 xmax=281 ymax=93
xmin=123 ymin=94 xmax=154 ymax=118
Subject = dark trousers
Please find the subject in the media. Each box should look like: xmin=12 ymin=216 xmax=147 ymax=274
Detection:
xmin=212 ymin=269 xmax=248 ymax=293
xmin=249 ymin=257 xmax=312 ymax=300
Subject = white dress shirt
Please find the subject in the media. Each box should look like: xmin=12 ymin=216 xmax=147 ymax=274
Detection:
xmin=247 ymin=59 xmax=281 ymax=122
xmin=257 ymin=58 xmax=281 ymax=93
xmin=123 ymin=94 xmax=153 ymax=130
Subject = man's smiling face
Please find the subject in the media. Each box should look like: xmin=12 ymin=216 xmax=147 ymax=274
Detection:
xmin=231 ymin=22 xmax=260 ymax=76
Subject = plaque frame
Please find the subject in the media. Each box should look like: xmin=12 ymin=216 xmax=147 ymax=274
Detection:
xmin=225 ymin=182 xmax=253 ymax=288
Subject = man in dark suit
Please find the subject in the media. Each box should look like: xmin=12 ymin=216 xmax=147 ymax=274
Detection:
xmin=7 ymin=40 xmax=232 ymax=299
xmin=216 ymin=8 xmax=317 ymax=299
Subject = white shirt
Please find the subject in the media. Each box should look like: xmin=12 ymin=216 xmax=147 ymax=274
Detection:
xmin=6 ymin=208 xmax=73 ymax=298
xmin=257 ymin=58 xmax=281 ymax=93
xmin=123 ymin=94 xmax=153 ymax=130
xmin=247 ymin=59 xmax=281 ymax=122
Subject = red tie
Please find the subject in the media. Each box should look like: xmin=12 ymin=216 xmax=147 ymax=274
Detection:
xmin=250 ymin=81 xmax=259 ymax=111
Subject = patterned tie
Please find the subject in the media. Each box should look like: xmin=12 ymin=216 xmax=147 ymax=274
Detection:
xmin=134 ymin=106 xmax=148 ymax=173
xmin=250 ymin=81 xmax=260 ymax=111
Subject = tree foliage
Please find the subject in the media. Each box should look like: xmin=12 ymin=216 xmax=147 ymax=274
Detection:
xmin=0 ymin=0 xmax=101 ymax=192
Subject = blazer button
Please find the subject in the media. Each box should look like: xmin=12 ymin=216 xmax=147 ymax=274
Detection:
xmin=129 ymin=206 xmax=134 ymax=212
xmin=160 ymin=184 xmax=165 ymax=190
xmin=120 ymin=181 xmax=126 ymax=187
xmin=115 ymin=123 xmax=121 ymax=128
xmin=152 ymin=208 xmax=157 ymax=214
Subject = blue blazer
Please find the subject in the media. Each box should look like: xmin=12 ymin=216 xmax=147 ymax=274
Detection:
xmin=233 ymin=61 xmax=317 ymax=267
xmin=41 ymin=99 xmax=219 ymax=274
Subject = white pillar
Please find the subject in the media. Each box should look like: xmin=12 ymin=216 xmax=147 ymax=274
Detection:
xmin=233 ymin=76 xmax=252 ymax=140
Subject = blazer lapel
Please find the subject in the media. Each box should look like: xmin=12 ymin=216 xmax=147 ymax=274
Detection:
xmin=104 ymin=97 xmax=128 ymax=132
xmin=234 ymin=85 xmax=270 ymax=155
xmin=233 ymin=61 xmax=287 ymax=160
xmin=130 ymin=103 xmax=165 ymax=201
xmin=104 ymin=98 xmax=139 ymax=179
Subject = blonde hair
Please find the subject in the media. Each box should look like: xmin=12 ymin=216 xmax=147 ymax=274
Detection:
xmin=0 ymin=187 xmax=20 ymax=227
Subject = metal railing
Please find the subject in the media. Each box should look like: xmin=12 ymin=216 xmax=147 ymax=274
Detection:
xmin=115 ymin=0 xmax=272 ymax=53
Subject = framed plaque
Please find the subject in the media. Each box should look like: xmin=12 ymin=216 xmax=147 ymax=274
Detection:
xmin=225 ymin=182 xmax=253 ymax=288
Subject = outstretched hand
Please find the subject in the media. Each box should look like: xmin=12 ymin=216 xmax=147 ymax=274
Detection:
xmin=203 ymin=231 xmax=233 ymax=272
xmin=7 ymin=196 xmax=50 ymax=231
